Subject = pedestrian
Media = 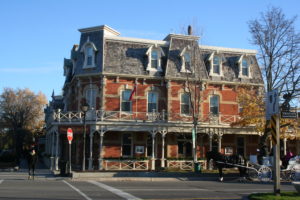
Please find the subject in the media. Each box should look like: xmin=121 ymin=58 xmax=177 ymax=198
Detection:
xmin=26 ymin=144 xmax=38 ymax=180
xmin=282 ymin=149 xmax=294 ymax=169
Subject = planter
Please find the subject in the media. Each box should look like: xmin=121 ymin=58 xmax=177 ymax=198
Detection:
xmin=292 ymin=182 xmax=300 ymax=193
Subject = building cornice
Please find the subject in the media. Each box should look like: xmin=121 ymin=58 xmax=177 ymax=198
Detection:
xmin=105 ymin=35 xmax=169 ymax=46
xmin=200 ymin=45 xmax=257 ymax=55
xmin=78 ymin=25 xmax=120 ymax=36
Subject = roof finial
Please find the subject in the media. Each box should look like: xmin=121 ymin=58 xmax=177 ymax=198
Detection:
xmin=51 ymin=90 xmax=55 ymax=98
xmin=188 ymin=25 xmax=192 ymax=35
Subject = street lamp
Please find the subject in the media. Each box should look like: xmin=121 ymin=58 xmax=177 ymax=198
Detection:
xmin=81 ymin=103 xmax=89 ymax=171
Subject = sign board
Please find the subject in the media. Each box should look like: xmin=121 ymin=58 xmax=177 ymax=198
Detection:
xmin=281 ymin=111 xmax=297 ymax=119
xmin=67 ymin=128 xmax=73 ymax=144
xmin=266 ymin=90 xmax=279 ymax=120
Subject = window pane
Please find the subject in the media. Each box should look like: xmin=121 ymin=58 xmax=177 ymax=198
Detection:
xmin=242 ymin=59 xmax=248 ymax=76
xmin=148 ymin=92 xmax=157 ymax=112
xmin=181 ymin=93 xmax=190 ymax=115
xmin=86 ymin=88 xmax=97 ymax=108
xmin=122 ymin=90 xmax=131 ymax=101
xmin=213 ymin=56 xmax=220 ymax=74
xmin=151 ymin=51 xmax=158 ymax=69
xmin=184 ymin=53 xmax=191 ymax=70
xmin=122 ymin=90 xmax=132 ymax=112
xmin=181 ymin=105 xmax=190 ymax=115
xmin=210 ymin=95 xmax=219 ymax=115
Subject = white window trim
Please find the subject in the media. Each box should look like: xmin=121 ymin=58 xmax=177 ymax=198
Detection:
xmin=180 ymin=92 xmax=191 ymax=116
xmin=120 ymin=89 xmax=132 ymax=113
xmin=208 ymin=52 xmax=224 ymax=76
xmin=237 ymin=55 xmax=252 ymax=79
xmin=147 ymin=91 xmax=158 ymax=113
xmin=80 ymin=37 xmax=97 ymax=69
xmin=146 ymin=45 xmax=164 ymax=72
xmin=180 ymin=46 xmax=192 ymax=73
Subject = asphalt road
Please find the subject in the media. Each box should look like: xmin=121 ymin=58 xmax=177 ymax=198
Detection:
xmin=0 ymin=178 xmax=296 ymax=200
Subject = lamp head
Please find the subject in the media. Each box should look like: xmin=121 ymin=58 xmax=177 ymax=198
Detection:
xmin=81 ymin=103 xmax=89 ymax=112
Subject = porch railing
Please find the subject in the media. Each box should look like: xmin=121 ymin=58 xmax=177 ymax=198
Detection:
xmin=48 ymin=109 xmax=239 ymax=125
xmin=103 ymin=159 xmax=149 ymax=170
xmin=166 ymin=160 xmax=207 ymax=170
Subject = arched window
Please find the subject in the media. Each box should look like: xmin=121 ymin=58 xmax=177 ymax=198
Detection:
xmin=242 ymin=59 xmax=249 ymax=76
xmin=181 ymin=93 xmax=191 ymax=115
xmin=80 ymin=38 xmax=97 ymax=69
xmin=210 ymin=95 xmax=219 ymax=115
xmin=213 ymin=56 xmax=220 ymax=74
xmin=86 ymin=46 xmax=93 ymax=66
xmin=121 ymin=90 xmax=132 ymax=112
xmin=148 ymin=92 xmax=158 ymax=112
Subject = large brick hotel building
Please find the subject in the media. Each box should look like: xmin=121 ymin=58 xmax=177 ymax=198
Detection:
xmin=44 ymin=25 xmax=298 ymax=171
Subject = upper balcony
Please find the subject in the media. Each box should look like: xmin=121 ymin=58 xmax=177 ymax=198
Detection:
xmin=46 ymin=109 xmax=240 ymax=127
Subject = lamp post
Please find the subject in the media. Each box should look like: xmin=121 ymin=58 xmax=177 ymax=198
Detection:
xmin=81 ymin=103 xmax=89 ymax=171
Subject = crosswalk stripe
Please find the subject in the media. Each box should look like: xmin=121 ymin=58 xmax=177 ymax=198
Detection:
xmin=88 ymin=180 xmax=142 ymax=200
xmin=63 ymin=180 xmax=93 ymax=200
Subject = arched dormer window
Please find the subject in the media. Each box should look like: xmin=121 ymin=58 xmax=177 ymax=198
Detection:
xmin=180 ymin=46 xmax=192 ymax=73
xmin=207 ymin=52 xmax=224 ymax=76
xmin=146 ymin=45 xmax=164 ymax=72
xmin=238 ymin=55 xmax=251 ymax=78
xmin=80 ymin=37 xmax=97 ymax=69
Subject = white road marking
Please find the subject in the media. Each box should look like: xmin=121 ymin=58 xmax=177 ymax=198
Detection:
xmin=63 ymin=180 xmax=93 ymax=200
xmin=117 ymin=188 xmax=209 ymax=191
xmin=88 ymin=180 xmax=142 ymax=200
xmin=0 ymin=180 xmax=3 ymax=184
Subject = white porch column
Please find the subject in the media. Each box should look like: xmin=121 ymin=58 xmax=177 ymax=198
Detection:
xmin=55 ymin=131 xmax=59 ymax=171
xmin=98 ymin=128 xmax=105 ymax=170
xmin=283 ymin=137 xmax=287 ymax=156
xmin=217 ymin=133 xmax=223 ymax=153
xmin=50 ymin=132 xmax=55 ymax=170
xmin=209 ymin=132 xmax=213 ymax=151
xmin=88 ymin=131 xmax=94 ymax=170
xmin=151 ymin=129 xmax=157 ymax=170
xmin=160 ymin=129 xmax=167 ymax=168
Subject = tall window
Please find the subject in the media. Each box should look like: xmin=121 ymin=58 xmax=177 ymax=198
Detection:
xmin=148 ymin=92 xmax=158 ymax=112
xmin=210 ymin=95 xmax=219 ymax=115
xmin=181 ymin=93 xmax=190 ymax=115
xmin=184 ymin=53 xmax=191 ymax=71
xmin=85 ymin=88 xmax=97 ymax=109
xmin=213 ymin=56 xmax=220 ymax=74
xmin=86 ymin=46 xmax=93 ymax=66
xmin=151 ymin=50 xmax=158 ymax=69
xmin=121 ymin=90 xmax=132 ymax=112
xmin=122 ymin=133 xmax=132 ymax=157
xmin=242 ymin=59 xmax=249 ymax=76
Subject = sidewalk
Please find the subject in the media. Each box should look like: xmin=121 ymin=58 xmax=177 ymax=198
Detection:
xmin=0 ymin=158 xmax=66 ymax=181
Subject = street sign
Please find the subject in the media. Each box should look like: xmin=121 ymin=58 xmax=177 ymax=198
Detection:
xmin=281 ymin=111 xmax=297 ymax=119
xmin=67 ymin=128 xmax=73 ymax=144
xmin=266 ymin=90 xmax=279 ymax=120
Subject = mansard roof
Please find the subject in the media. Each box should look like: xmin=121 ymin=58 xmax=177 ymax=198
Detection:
xmin=65 ymin=25 xmax=263 ymax=85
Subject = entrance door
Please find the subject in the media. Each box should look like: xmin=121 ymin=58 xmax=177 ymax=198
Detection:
xmin=237 ymin=137 xmax=245 ymax=156
xmin=122 ymin=133 xmax=132 ymax=157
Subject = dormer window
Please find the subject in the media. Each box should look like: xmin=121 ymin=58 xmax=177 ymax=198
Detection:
xmin=242 ymin=59 xmax=249 ymax=76
xmin=86 ymin=46 xmax=93 ymax=66
xmin=213 ymin=56 xmax=220 ymax=74
xmin=184 ymin=53 xmax=191 ymax=71
xmin=80 ymin=37 xmax=97 ymax=69
xmin=180 ymin=46 xmax=192 ymax=73
xmin=151 ymin=50 xmax=158 ymax=69
xmin=146 ymin=45 xmax=164 ymax=72
xmin=208 ymin=52 xmax=223 ymax=76
xmin=238 ymin=55 xmax=251 ymax=78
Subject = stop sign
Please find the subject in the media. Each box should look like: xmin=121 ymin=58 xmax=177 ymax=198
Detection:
xmin=67 ymin=128 xmax=73 ymax=144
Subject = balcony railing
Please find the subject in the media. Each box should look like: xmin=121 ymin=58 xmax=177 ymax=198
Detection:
xmin=46 ymin=109 xmax=240 ymax=125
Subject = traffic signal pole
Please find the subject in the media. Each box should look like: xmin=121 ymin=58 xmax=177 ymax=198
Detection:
xmin=273 ymin=114 xmax=280 ymax=195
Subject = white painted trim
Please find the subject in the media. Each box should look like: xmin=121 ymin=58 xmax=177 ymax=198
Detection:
xmin=81 ymin=38 xmax=97 ymax=69
xmin=180 ymin=46 xmax=192 ymax=73
xmin=200 ymin=45 xmax=257 ymax=54
xmin=105 ymin=35 xmax=168 ymax=46
xmin=120 ymin=89 xmax=133 ymax=113
xmin=79 ymin=25 xmax=120 ymax=36
xmin=146 ymin=45 xmax=164 ymax=72
xmin=147 ymin=91 xmax=158 ymax=113
xmin=237 ymin=56 xmax=252 ymax=79
xmin=180 ymin=92 xmax=191 ymax=116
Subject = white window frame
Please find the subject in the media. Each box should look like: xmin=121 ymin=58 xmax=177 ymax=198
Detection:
xmin=180 ymin=93 xmax=191 ymax=115
xmin=208 ymin=52 xmax=224 ymax=76
xmin=120 ymin=89 xmax=132 ymax=113
xmin=147 ymin=91 xmax=158 ymax=113
xmin=180 ymin=46 xmax=192 ymax=73
xmin=80 ymin=37 xmax=97 ymax=69
xmin=146 ymin=45 xmax=164 ymax=72
xmin=238 ymin=55 xmax=252 ymax=78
